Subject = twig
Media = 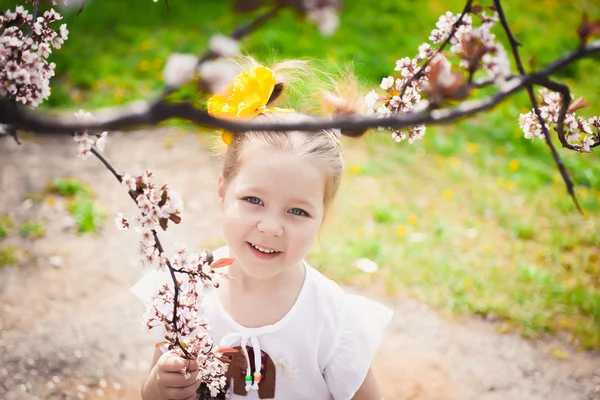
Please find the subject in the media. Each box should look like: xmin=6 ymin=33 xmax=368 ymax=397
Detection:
xmin=400 ymin=0 xmax=474 ymax=98
xmin=160 ymin=6 xmax=281 ymax=99
xmin=532 ymin=77 xmax=599 ymax=150
xmin=152 ymin=229 xmax=192 ymax=358
xmin=197 ymin=5 xmax=281 ymax=67
xmin=493 ymin=0 xmax=582 ymax=214
xmin=89 ymin=147 xmax=191 ymax=358
xmin=2 ymin=39 xmax=599 ymax=135
xmin=76 ymin=1 xmax=87 ymax=17
xmin=90 ymin=147 xmax=123 ymax=183
xmin=27 ymin=0 xmax=42 ymax=38
xmin=534 ymin=78 xmax=574 ymax=148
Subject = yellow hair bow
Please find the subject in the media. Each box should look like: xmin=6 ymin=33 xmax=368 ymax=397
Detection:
xmin=207 ymin=65 xmax=293 ymax=146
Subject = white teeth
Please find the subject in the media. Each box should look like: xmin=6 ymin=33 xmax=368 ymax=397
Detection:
xmin=249 ymin=242 xmax=279 ymax=254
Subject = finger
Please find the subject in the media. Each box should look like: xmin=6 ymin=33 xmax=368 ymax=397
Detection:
xmin=160 ymin=353 xmax=198 ymax=374
xmin=184 ymin=359 xmax=199 ymax=373
xmin=159 ymin=353 xmax=191 ymax=372
xmin=164 ymin=380 xmax=201 ymax=399
xmin=183 ymin=393 xmax=199 ymax=400
xmin=158 ymin=370 xmax=197 ymax=388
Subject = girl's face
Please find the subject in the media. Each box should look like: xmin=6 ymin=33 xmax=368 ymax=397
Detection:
xmin=217 ymin=146 xmax=326 ymax=280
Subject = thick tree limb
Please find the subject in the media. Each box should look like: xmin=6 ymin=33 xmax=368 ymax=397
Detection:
xmin=1 ymin=40 xmax=598 ymax=136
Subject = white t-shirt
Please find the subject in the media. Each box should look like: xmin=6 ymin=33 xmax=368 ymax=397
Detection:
xmin=131 ymin=247 xmax=393 ymax=400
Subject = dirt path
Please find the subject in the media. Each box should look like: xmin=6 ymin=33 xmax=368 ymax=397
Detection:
xmin=1 ymin=130 xmax=599 ymax=400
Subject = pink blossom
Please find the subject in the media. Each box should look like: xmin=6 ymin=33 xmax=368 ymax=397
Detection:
xmin=115 ymin=213 xmax=130 ymax=230
xmin=121 ymin=174 xmax=137 ymax=191
xmin=582 ymin=135 xmax=595 ymax=152
xmin=0 ymin=6 xmax=69 ymax=107
xmin=518 ymin=88 xmax=599 ymax=151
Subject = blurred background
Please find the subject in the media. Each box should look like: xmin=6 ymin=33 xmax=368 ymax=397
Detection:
xmin=1 ymin=0 xmax=599 ymax=399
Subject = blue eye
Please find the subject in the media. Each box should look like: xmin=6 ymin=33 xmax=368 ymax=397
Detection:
xmin=243 ymin=196 xmax=263 ymax=205
xmin=289 ymin=208 xmax=309 ymax=217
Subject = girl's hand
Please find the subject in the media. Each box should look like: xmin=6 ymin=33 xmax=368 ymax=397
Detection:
xmin=149 ymin=351 xmax=201 ymax=400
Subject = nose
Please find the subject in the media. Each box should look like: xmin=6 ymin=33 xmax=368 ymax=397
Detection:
xmin=257 ymin=215 xmax=284 ymax=237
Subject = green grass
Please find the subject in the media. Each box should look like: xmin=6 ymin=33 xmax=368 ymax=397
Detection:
xmin=0 ymin=245 xmax=21 ymax=268
xmin=1 ymin=0 xmax=594 ymax=111
xmin=46 ymin=177 xmax=106 ymax=233
xmin=46 ymin=177 xmax=93 ymax=198
xmin=310 ymin=136 xmax=600 ymax=350
xmin=3 ymin=0 xmax=600 ymax=349
xmin=19 ymin=220 xmax=46 ymax=240
xmin=66 ymin=196 xmax=107 ymax=233
xmin=0 ymin=215 xmax=13 ymax=240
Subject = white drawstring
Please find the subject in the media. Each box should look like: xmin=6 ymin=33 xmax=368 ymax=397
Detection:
xmin=219 ymin=332 xmax=262 ymax=391
xmin=250 ymin=335 xmax=262 ymax=390
xmin=240 ymin=335 xmax=253 ymax=391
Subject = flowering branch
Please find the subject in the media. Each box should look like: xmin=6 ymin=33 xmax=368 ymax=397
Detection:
xmin=537 ymin=78 xmax=599 ymax=150
xmin=399 ymin=0 xmax=474 ymax=98
xmin=1 ymin=39 xmax=598 ymax=134
xmin=89 ymin=147 xmax=190 ymax=356
xmin=492 ymin=0 xmax=592 ymax=213
xmin=160 ymin=5 xmax=281 ymax=98
xmin=89 ymin=143 xmax=230 ymax=396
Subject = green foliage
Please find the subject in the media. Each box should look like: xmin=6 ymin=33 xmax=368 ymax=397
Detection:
xmin=371 ymin=204 xmax=403 ymax=224
xmin=46 ymin=177 xmax=92 ymax=198
xmin=19 ymin=220 xmax=46 ymax=240
xmin=3 ymin=0 xmax=599 ymax=347
xmin=12 ymin=0 xmax=594 ymax=112
xmin=66 ymin=196 xmax=107 ymax=233
xmin=46 ymin=177 xmax=106 ymax=233
xmin=0 ymin=215 xmax=14 ymax=239
xmin=0 ymin=245 xmax=21 ymax=268
xmin=25 ymin=192 xmax=45 ymax=204
xmin=311 ymin=137 xmax=600 ymax=349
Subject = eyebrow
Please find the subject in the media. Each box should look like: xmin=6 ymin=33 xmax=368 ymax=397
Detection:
xmin=288 ymin=198 xmax=318 ymax=209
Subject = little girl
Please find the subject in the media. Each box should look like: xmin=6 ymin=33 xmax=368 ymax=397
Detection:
xmin=133 ymin=59 xmax=393 ymax=400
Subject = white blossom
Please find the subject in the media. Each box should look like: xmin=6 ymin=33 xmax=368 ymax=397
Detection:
xmin=0 ymin=6 xmax=68 ymax=107
xmin=582 ymin=135 xmax=595 ymax=152
xmin=307 ymin=6 xmax=339 ymax=36
xmin=163 ymin=53 xmax=198 ymax=88
xmin=518 ymin=88 xmax=598 ymax=152
xmin=115 ymin=213 xmax=130 ymax=230
xmin=121 ymin=174 xmax=137 ymax=191
xmin=72 ymin=110 xmax=108 ymax=158
xmin=198 ymin=59 xmax=240 ymax=94
xmin=364 ymin=90 xmax=379 ymax=108
xmin=380 ymin=76 xmax=394 ymax=90
xmin=208 ymin=35 xmax=240 ymax=57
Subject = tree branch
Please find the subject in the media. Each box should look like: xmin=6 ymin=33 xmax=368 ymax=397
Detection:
xmin=534 ymin=77 xmax=600 ymax=150
xmin=27 ymin=0 xmax=41 ymax=38
xmin=160 ymin=6 xmax=281 ymax=99
xmin=1 ymin=39 xmax=598 ymax=136
xmin=493 ymin=0 xmax=582 ymax=214
xmin=89 ymin=146 xmax=191 ymax=358
xmin=400 ymin=0 xmax=474 ymax=98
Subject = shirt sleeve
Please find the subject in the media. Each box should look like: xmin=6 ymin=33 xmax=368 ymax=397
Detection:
xmin=323 ymin=294 xmax=393 ymax=400
xmin=130 ymin=269 xmax=171 ymax=350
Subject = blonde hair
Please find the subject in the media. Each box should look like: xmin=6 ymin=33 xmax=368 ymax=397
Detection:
xmin=216 ymin=57 xmax=368 ymax=213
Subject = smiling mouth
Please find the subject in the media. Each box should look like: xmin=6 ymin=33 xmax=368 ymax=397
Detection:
xmin=247 ymin=242 xmax=281 ymax=254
